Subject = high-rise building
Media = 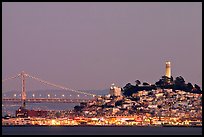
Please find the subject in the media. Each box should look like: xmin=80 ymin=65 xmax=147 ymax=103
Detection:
xmin=165 ymin=61 xmax=171 ymax=78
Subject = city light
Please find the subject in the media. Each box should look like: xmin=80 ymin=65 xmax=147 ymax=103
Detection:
xmin=51 ymin=119 xmax=56 ymax=125
xmin=2 ymin=62 xmax=202 ymax=127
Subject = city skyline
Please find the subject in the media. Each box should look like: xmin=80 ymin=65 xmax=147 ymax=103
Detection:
xmin=2 ymin=2 xmax=202 ymax=91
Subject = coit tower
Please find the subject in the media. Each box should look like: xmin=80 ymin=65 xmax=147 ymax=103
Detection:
xmin=165 ymin=61 xmax=171 ymax=78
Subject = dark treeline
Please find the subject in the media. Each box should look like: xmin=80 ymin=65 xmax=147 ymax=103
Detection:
xmin=123 ymin=76 xmax=202 ymax=97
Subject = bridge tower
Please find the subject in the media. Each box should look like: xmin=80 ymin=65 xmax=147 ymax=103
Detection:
xmin=21 ymin=71 xmax=26 ymax=108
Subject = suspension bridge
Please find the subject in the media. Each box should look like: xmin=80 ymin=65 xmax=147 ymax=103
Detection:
xmin=2 ymin=71 xmax=102 ymax=106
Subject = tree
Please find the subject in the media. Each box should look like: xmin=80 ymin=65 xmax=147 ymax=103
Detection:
xmin=175 ymin=76 xmax=185 ymax=85
xmin=155 ymin=79 xmax=162 ymax=86
xmin=194 ymin=84 xmax=202 ymax=93
xmin=170 ymin=76 xmax=174 ymax=82
xmin=194 ymin=84 xmax=201 ymax=90
xmin=187 ymin=82 xmax=193 ymax=91
xmin=115 ymin=100 xmax=123 ymax=106
xmin=155 ymin=75 xmax=171 ymax=86
xmin=161 ymin=75 xmax=171 ymax=84
xmin=123 ymin=83 xmax=132 ymax=90
xmin=74 ymin=105 xmax=83 ymax=112
xmin=135 ymin=80 xmax=141 ymax=86
xmin=123 ymin=83 xmax=136 ymax=97
xmin=143 ymin=82 xmax=149 ymax=86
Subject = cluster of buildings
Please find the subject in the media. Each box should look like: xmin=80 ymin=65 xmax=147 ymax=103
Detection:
xmin=71 ymin=86 xmax=202 ymax=126
xmin=2 ymin=61 xmax=202 ymax=126
xmin=3 ymin=86 xmax=202 ymax=126
xmin=70 ymin=62 xmax=201 ymax=126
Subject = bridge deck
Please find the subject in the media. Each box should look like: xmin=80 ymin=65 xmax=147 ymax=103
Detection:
xmin=2 ymin=98 xmax=91 ymax=103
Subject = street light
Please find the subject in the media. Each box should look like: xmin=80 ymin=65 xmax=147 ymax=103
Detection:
xmin=48 ymin=94 xmax=50 ymax=98
xmin=62 ymin=94 xmax=65 ymax=98
xmin=14 ymin=94 xmax=17 ymax=98
xmin=77 ymin=94 xmax=80 ymax=97
xmin=32 ymin=94 xmax=35 ymax=98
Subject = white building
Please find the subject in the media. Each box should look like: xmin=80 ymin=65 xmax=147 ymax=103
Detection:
xmin=109 ymin=83 xmax=122 ymax=96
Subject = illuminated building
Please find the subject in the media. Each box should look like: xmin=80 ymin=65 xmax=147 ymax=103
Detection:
xmin=110 ymin=83 xmax=122 ymax=96
xmin=165 ymin=61 xmax=171 ymax=78
xmin=16 ymin=107 xmax=48 ymax=118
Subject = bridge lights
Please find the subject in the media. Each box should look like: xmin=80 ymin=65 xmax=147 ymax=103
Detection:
xmin=62 ymin=94 xmax=65 ymax=98
xmin=32 ymin=94 xmax=35 ymax=98
xmin=48 ymin=94 xmax=50 ymax=98
xmin=14 ymin=94 xmax=17 ymax=98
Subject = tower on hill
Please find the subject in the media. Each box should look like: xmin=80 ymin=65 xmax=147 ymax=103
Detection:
xmin=165 ymin=61 xmax=171 ymax=79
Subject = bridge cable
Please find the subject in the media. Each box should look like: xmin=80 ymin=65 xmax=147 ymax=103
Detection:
xmin=2 ymin=73 xmax=21 ymax=83
xmin=26 ymin=74 xmax=99 ymax=97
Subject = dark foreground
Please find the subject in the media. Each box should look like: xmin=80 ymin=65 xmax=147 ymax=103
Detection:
xmin=2 ymin=126 xmax=202 ymax=135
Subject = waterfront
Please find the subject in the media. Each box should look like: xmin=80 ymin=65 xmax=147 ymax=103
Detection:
xmin=2 ymin=67 xmax=202 ymax=128
xmin=2 ymin=126 xmax=202 ymax=135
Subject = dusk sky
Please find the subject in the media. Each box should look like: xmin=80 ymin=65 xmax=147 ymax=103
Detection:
xmin=2 ymin=2 xmax=202 ymax=92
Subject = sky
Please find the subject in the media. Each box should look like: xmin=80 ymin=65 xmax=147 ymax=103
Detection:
xmin=2 ymin=2 xmax=202 ymax=92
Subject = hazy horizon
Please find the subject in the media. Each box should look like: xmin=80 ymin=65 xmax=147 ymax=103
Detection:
xmin=2 ymin=2 xmax=202 ymax=92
